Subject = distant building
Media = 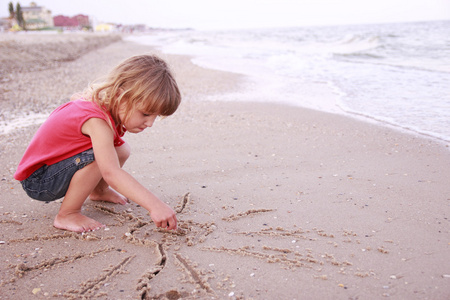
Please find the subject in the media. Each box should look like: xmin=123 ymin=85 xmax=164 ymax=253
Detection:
xmin=0 ymin=17 xmax=13 ymax=32
xmin=54 ymin=14 xmax=90 ymax=29
xmin=22 ymin=2 xmax=54 ymax=29
xmin=95 ymin=23 xmax=115 ymax=32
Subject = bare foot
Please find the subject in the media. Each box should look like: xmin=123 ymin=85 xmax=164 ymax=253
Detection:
xmin=54 ymin=212 xmax=105 ymax=233
xmin=89 ymin=187 xmax=128 ymax=205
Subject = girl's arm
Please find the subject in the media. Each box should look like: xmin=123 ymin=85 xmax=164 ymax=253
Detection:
xmin=82 ymin=117 xmax=177 ymax=230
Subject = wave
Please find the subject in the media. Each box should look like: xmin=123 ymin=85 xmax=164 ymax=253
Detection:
xmin=327 ymin=34 xmax=380 ymax=54
xmin=334 ymin=52 xmax=384 ymax=59
xmin=334 ymin=55 xmax=450 ymax=74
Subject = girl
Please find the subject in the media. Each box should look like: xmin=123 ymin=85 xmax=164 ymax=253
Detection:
xmin=14 ymin=55 xmax=181 ymax=233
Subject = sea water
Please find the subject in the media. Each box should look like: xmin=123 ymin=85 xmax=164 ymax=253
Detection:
xmin=126 ymin=20 xmax=450 ymax=143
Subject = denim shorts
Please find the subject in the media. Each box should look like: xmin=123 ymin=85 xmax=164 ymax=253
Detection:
xmin=21 ymin=149 xmax=95 ymax=202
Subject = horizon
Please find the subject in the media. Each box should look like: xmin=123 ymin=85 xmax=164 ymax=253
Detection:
xmin=2 ymin=0 xmax=450 ymax=30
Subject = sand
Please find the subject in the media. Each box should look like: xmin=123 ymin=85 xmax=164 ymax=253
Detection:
xmin=0 ymin=33 xmax=449 ymax=300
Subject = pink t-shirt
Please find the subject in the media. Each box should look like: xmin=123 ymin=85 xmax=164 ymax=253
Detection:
xmin=14 ymin=100 xmax=125 ymax=181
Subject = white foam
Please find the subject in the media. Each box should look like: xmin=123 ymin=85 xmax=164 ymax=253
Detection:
xmin=0 ymin=112 xmax=47 ymax=135
xmin=126 ymin=23 xmax=450 ymax=143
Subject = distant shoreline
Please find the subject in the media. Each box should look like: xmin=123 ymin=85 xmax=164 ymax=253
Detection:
xmin=0 ymin=32 xmax=122 ymax=76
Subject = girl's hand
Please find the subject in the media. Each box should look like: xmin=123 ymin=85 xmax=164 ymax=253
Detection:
xmin=150 ymin=201 xmax=178 ymax=230
xmin=83 ymin=118 xmax=178 ymax=230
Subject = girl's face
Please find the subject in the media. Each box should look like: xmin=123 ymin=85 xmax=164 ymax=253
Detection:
xmin=119 ymin=107 xmax=158 ymax=134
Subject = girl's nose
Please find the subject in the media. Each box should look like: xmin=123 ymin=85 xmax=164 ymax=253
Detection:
xmin=145 ymin=116 xmax=157 ymax=127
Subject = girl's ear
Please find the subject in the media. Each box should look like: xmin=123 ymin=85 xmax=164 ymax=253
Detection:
xmin=116 ymin=88 xmax=130 ymax=107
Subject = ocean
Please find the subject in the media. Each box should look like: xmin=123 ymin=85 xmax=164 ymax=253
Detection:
xmin=126 ymin=20 xmax=450 ymax=144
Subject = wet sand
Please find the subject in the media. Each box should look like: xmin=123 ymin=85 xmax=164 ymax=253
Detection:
xmin=0 ymin=33 xmax=449 ymax=299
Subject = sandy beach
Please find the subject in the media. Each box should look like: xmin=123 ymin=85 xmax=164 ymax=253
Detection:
xmin=0 ymin=33 xmax=449 ymax=299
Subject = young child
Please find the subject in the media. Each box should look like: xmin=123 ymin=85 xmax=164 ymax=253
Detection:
xmin=14 ymin=54 xmax=181 ymax=233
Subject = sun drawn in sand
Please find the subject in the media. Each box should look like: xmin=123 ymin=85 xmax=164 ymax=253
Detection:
xmin=1 ymin=193 xmax=228 ymax=299
xmin=0 ymin=192 xmax=393 ymax=299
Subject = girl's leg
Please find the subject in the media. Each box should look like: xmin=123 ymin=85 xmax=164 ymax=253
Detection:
xmin=89 ymin=142 xmax=131 ymax=204
xmin=53 ymin=160 xmax=105 ymax=232
xmin=54 ymin=143 xmax=131 ymax=232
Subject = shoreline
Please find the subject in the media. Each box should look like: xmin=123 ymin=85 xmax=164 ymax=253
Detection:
xmin=2 ymin=32 xmax=449 ymax=146
xmin=1 ymin=34 xmax=449 ymax=299
xmin=2 ymin=90 xmax=449 ymax=148
xmin=125 ymin=26 xmax=450 ymax=147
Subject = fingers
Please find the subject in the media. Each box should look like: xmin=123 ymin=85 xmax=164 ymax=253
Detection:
xmin=150 ymin=202 xmax=178 ymax=230
xmin=155 ymin=216 xmax=177 ymax=230
xmin=167 ymin=217 xmax=177 ymax=230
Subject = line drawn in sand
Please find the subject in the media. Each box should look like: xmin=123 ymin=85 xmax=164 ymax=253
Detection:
xmin=1 ymin=193 xmax=220 ymax=299
xmin=202 ymin=224 xmax=392 ymax=286
xmin=0 ymin=192 xmax=394 ymax=299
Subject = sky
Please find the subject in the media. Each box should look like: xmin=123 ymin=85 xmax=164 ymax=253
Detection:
xmin=2 ymin=0 xmax=450 ymax=29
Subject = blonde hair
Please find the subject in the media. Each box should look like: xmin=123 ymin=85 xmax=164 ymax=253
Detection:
xmin=83 ymin=54 xmax=181 ymax=134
